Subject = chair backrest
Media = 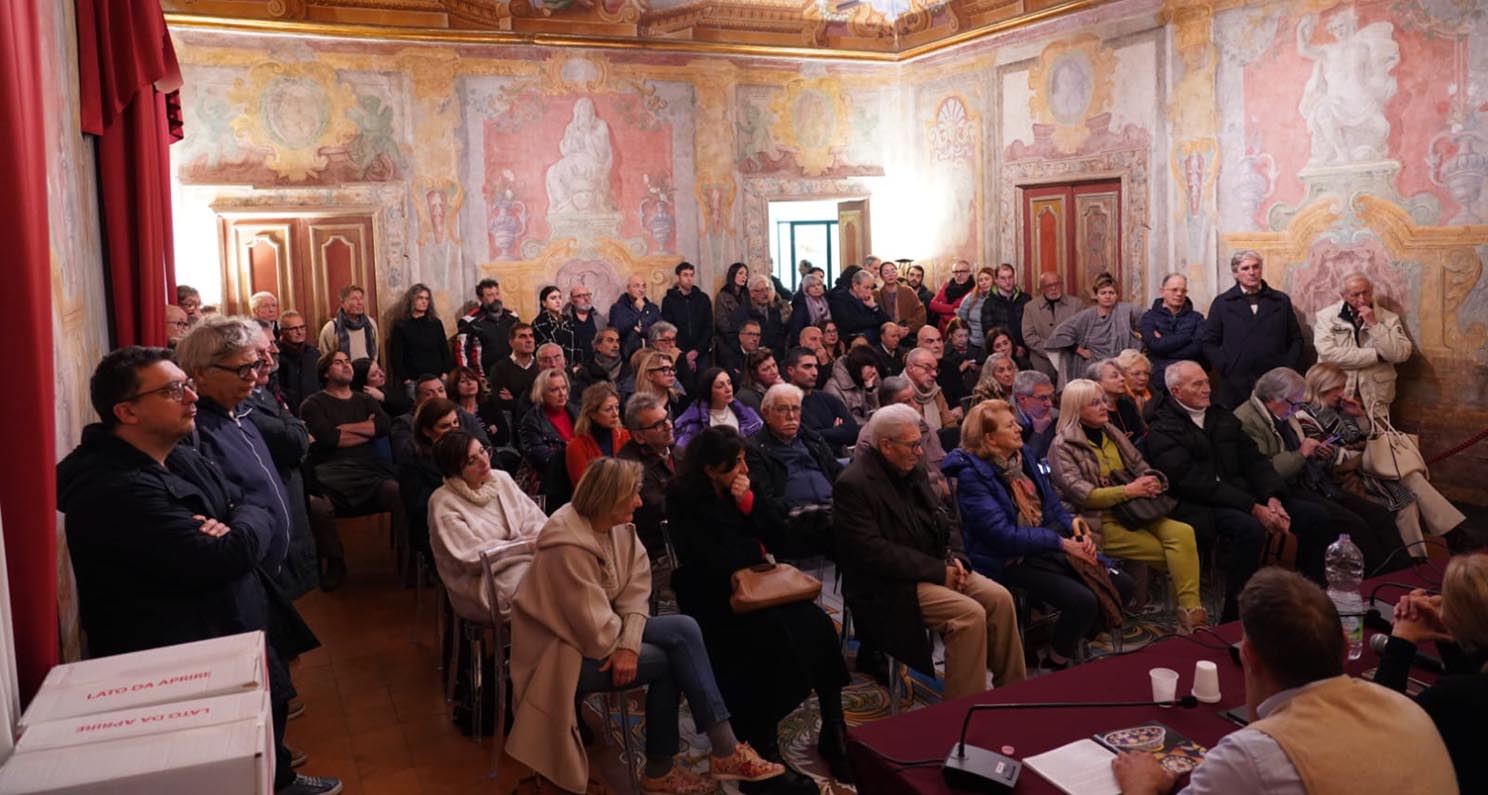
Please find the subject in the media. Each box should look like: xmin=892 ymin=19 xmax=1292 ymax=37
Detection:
xmin=477 ymin=537 xmax=539 ymax=629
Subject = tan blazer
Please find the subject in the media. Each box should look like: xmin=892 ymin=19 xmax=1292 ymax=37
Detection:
xmin=1313 ymin=300 xmax=1411 ymax=410
xmin=876 ymin=282 xmax=927 ymax=335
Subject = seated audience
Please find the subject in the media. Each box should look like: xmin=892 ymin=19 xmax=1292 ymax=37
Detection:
xmin=276 ymin=310 xmax=321 ymax=415
xmin=646 ymin=321 xmax=695 ymax=395
xmin=532 ymin=285 xmax=577 ymax=358
xmin=351 ymin=357 xmax=396 ymax=418
xmin=575 ymin=326 xmax=629 ymax=393
xmin=983 ymin=325 xmax=1026 ymax=370
xmin=319 ymin=284 xmax=379 ymax=362
xmin=829 ymin=268 xmax=891 ymax=346
xmin=823 ymin=346 xmax=880 ymax=424
xmin=165 ymin=304 xmax=190 ymax=348
xmin=1314 ymin=272 xmax=1412 ymax=417
xmin=1145 ymin=362 xmax=1317 ymax=614
xmin=561 ymin=283 xmax=606 ymax=371
xmin=674 ymin=367 xmax=762 ymax=451
xmin=874 ymin=259 xmax=926 ymax=336
xmin=788 ymin=273 xmax=831 ymax=346
xmin=1010 ymin=369 xmax=1058 ymax=461
xmin=855 ymin=376 xmax=950 ymax=501
xmin=1114 ymin=349 xmax=1155 ymax=415
xmin=732 ymin=275 xmax=788 ymax=357
xmin=784 ymin=346 xmax=858 ymax=451
xmin=392 ymin=373 xmax=495 ymax=463
xmin=794 ymin=324 xmax=833 ymax=390
xmin=1113 ymin=568 xmax=1457 ymax=795
xmin=943 ymin=400 xmax=1135 ymax=668
xmin=668 ymin=427 xmax=854 ymax=786
xmin=610 ymin=273 xmax=663 ymax=360
xmin=820 ymin=318 xmax=846 ymax=364
xmin=873 ymin=321 xmax=906 ymax=377
xmin=1086 ymin=358 xmax=1146 ymax=447
xmin=1045 ymin=272 xmax=1142 ymax=387
xmin=903 ymin=347 xmax=959 ymax=446
xmin=427 ymin=429 xmax=546 ymax=621
xmin=718 ymin=318 xmax=763 ymax=379
xmin=954 ymin=267 xmax=996 ymax=358
xmin=301 ymin=350 xmax=408 ymax=580
xmin=928 ymin=259 xmax=974 ymax=330
xmin=746 ymin=384 xmax=844 ymax=544
xmin=1299 ymin=362 xmax=1471 ymax=554
xmin=920 ymin=324 xmax=968 ymax=408
xmin=566 ymin=382 xmax=632 ymax=486
xmin=485 ymin=322 xmax=539 ymax=419
xmin=1022 ymin=270 xmax=1084 ymax=385
xmin=177 ymin=284 xmax=203 ymax=327
xmin=507 ymin=457 xmax=785 ymax=794
xmin=971 ymin=352 xmax=1019 ymax=404
xmin=629 ymin=348 xmax=686 ymax=418
xmin=397 ymin=398 xmax=463 ymax=568
xmin=735 ymin=348 xmax=782 ymax=413
xmin=1234 ymin=367 xmax=1406 ymax=574
xmin=835 ymin=404 xmax=1027 ymax=699
xmin=1138 ymin=273 xmax=1205 ymax=392
xmin=58 ymin=347 xmax=337 ymax=795
xmin=388 ymin=283 xmax=453 ymax=388
xmin=1048 ymin=379 xmax=1205 ymax=632
xmin=1377 ymin=555 xmax=1488 ymax=794
xmin=517 ymin=368 xmax=577 ymax=482
xmin=617 ymin=392 xmax=679 ymax=557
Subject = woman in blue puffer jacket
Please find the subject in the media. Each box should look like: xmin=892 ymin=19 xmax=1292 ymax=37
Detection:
xmin=942 ymin=399 xmax=1134 ymax=669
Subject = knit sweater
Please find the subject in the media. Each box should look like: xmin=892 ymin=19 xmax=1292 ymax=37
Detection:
xmin=426 ymin=469 xmax=547 ymax=621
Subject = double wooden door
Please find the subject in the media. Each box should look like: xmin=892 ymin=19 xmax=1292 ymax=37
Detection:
xmin=1021 ymin=180 xmax=1121 ymax=298
xmin=219 ymin=214 xmax=379 ymax=338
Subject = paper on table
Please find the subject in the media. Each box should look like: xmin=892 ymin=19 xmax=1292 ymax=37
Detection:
xmin=1023 ymin=738 xmax=1120 ymax=795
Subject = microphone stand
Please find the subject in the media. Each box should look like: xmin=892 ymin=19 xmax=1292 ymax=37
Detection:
xmin=944 ymin=696 xmax=1200 ymax=791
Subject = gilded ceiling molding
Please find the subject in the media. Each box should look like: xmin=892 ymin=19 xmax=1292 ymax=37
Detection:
xmin=1027 ymin=34 xmax=1117 ymax=152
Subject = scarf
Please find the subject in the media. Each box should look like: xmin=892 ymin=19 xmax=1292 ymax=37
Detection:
xmin=806 ymin=294 xmax=829 ymax=325
xmin=944 ymin=277 xmax=974 ymax=305
xmin=444 ymin=472 xmax=503 ymax=506
xmin=335 ymin=308 xmax=378 ymax=360
xmin=593 ymin=352 xmax=622 ymax=383
xmin=990 ymin=450 xmax=1042 ymax=527
xmin=912 ymin=379 xmax=944 ymax=429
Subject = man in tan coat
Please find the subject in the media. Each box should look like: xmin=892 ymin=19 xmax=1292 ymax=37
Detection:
xmin=875 ymin=260 xmax=928 ymax=336
xmin=1314 ymin=273 xmax=1411 ymax=414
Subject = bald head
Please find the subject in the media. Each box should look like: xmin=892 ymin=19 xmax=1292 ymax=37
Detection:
xmin=1165 ymin=360 xmax=1210 ymax=409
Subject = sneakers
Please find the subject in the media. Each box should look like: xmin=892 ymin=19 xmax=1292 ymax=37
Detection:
xmin=276 ymin=774 xmax=342 ymax=795
xmin=288 ymin=744 xmax=308 ymax=768
xmin=709 ymin=742 xmax=786 ymax=782
xmin=287 ymin=698 xmax=305 ymax=721
xmin=1177 ymin=606 xmax=1210 ymax=636
xmin=640 ymin=765 xmax=715 ymax=795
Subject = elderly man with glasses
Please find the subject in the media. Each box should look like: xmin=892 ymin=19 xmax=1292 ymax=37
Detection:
xmin=57 ymin=345 xmax=342 ymax=795
xmin=618 ymin=391 xmax=679 ymax=558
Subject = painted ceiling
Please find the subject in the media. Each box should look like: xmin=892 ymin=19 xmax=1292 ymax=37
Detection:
xmin=162 ymin=0 xmax=1101 ymax=58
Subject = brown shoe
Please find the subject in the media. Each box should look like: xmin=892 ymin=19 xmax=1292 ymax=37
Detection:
xmin=709 ymin=742 xmax=785 ymax=782
xmin=1177 ymin=606 xmax=1209 ymax=636
xmin=640 ymin=764 xmax=714 ymax=795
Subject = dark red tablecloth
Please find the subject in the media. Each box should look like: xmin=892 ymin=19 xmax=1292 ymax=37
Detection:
xmin=845 ymin=570 xmax=1440 ymax=795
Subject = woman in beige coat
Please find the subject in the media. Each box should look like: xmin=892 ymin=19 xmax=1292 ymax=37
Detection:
xmin=506 ymin=457 xmax=783 ymax=794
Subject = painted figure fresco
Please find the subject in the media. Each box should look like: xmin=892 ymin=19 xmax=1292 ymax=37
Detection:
xmin=1296 ymin=7 xmax=1399 ymax=167
xmin=546 ymin=97 xmax=616 ymax=214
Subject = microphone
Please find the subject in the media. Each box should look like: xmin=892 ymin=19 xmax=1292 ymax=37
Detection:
xmin=1368 ymin=634 xmax=1445 ymax=673
xmin=944 ymin=697 xmax=1200 ymax=791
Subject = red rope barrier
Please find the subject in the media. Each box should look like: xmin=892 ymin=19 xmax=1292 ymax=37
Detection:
xmin=1426 ymin=427 xmax=1488 ymax=466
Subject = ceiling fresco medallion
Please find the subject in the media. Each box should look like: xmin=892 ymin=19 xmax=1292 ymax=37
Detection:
xmin=769 ymin=77 xmax=852 ymax=177
xmin=229 ymin=61 xmax=360 ymax=181
xmin=1027 ymin=34 xmax=1117 ymax=153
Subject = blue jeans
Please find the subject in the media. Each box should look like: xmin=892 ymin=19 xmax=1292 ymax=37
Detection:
xmin=575 ymin=614 xmax=731 ymax=761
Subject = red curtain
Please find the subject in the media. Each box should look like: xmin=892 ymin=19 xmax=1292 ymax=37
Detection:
xmin=1 ymin=0 xmax=61 ymax=703
xmin=78 ymin=0 xmax=183 ymax=348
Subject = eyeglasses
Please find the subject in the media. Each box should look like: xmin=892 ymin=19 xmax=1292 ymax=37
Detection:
xmin=211 ymin=359 xmax=270 ymax=380
xmin=658 ymin=336 xmax=677 ymax=344
xmin=126 ymin=379 xmax=196 ymax=403
xmin=572 ymin=292 xmax=593 ymax=299
xmin=165 ymin=320 xmax=189 ymax=329
xmin=885 ymin=436 xmax=924 ymax=452
xmin=769 ymin=405 xmax=802 ymax=415
xmin=464 ymin=445 xmax=493 ymax=468
xmin=280 ymin=325 xmax=306 ymax=333
xmin=637 ymin=416 xmax=673 ymax=432
xmin=648 ymin=366 xmax=676 ymax=375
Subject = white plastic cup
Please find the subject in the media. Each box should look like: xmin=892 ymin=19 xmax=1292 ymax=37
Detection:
xmin=1149 ymin=667 xmax=1180 ymax=706
xmin=1192 ymin=660 xmax=1222 ymax=703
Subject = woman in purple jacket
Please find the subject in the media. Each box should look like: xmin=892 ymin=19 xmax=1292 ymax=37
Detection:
xmin=942 ymin=399 xmax=1134 ymax=669
xmin=673 ymin=367 xmax=763 ymax=451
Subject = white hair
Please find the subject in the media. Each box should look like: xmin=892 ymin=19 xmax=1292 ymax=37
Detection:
xmin=760 ymin=382 xmax=804 ymax=412
xmin=1165 ymin=360 xmax=1202 ymax=392
xmin=867 ymin=403 xmax=922 ymax=445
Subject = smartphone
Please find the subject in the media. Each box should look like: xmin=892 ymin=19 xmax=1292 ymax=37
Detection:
xmin=1221 ymin=706 xmax=1252 ymax=727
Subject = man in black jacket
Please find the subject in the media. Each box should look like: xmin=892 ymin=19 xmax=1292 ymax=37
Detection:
xmin=1146 ymin=361 xmax=1330 ymax=618
xmin=57 ymin=347 xmax=339 ymax=795
xmin=746 ymin=383 xmax=843 ymax=560
xmin=456 ymin=278 xmax=518 ymax=373
xmin=660 ymin=261 xmax=714 ymax=374
xmin=980 ymin=263 xmax=1031 ymax=358
xmin=1202 ymin=250 xmax=1303 ymax=409
xmin=276 ymin=311 xmax=321 ymax=416
xmin=783 ymin=347 xmax=858 ymax=451
xmin=833 ymin=404 xmax=1025 ymax=700
xmin=829 ymin=269 xmax=891 ymax=346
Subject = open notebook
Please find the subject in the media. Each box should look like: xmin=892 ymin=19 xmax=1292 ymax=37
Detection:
xmin=1024 ymin=722 xmax=1207 ymax=795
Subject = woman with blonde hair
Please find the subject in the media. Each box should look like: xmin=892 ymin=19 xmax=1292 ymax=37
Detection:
xmin=631 ymin=348 xmax=685 ymax=417
xmin=1299 ymin=362 xmax=1469 ymax=555
xmin=971 ymin=352 xmax=1019 ymax=403
xmin=565 ymin=382 xmax=632 ymax=486
xmin=942 ymin=400 xmax=1135 ymax=668
xmin=1113 ymin=349 xmax=1154 ymax=414
xmin=1377 ymin=553 xmax=1488 ymax=792
xmin=1047 ymin=379 xmax=1206 ymax=632
xmin=507 ymin=457 xmax=784 ymax=794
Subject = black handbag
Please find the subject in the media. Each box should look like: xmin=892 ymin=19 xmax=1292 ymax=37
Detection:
xmin=1105 ymin=468 xmax=1177 ymax=526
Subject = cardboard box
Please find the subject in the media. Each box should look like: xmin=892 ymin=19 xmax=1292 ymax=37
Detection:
xmin=16 ymin=689 xmax=270 ymax=753
xmin=0 ymin=715 xmax=272 ymax=795
xmin=19 ymin=632 xmax=266 ymax=729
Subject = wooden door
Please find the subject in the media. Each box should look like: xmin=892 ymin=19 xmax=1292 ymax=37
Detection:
xmin=1021 ymin=180 xmax=1121 ymax=299
xmin=837 ymin=199 xmax=869 ymax=269
xmin=220 ymin=214 xmax=378 ymax=339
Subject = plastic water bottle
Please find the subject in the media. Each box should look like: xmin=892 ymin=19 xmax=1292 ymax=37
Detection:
xmin=1325 ymin=534 xmax=1366 ymax=660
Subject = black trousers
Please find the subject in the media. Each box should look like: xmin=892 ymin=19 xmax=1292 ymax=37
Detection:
xmin=998 ymin=553 xmax=1135 ymax=658
xmin=1288 ymin=489 xmax=1408 ymax=576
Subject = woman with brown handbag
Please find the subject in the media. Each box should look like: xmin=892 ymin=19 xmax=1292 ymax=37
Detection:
xmin=667 ymin=426 xmax=854 ymax=786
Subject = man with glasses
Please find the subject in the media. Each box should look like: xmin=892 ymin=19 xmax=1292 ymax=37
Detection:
xmin=929 ymin=260 xmax=975 ymax=329
xmin=647 ymin=321 xmax=695 ymax=395
xmin=1011 ymin=369 xmax=1059 ymax=460
xmin=165 ymin=304 xmax=190 ymax=348
xmin=57 ymin=347 xmax=343 ymax=795
xmin=299 ymin=350 xmax=409 ymax=584
xmin=1022 ymin=270 xmax=1085 ymax=385
xmin=731 ymin=275 xmax=788 ymax=358
xmin=717 ymin=318 xmax=762 ymax=380
xmin=276 ymin=310 xmax=321 ymax=417
xmin=562 ymin=283 xmax=607 ymax=368
xmin=618 ymin=392 xmax=678 ymax=557
xmin=745 ymin=383 xmax=843 ymax=559
xmin=834 ymin=403 xmax=1026 ymax=700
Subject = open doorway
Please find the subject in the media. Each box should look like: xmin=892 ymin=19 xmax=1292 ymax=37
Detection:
xmin=766 ymin=197 xmax=870 ymax=291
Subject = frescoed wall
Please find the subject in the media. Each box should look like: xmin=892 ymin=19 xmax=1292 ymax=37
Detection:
xmin=165 ymin=0 xmax=1488 ymax=497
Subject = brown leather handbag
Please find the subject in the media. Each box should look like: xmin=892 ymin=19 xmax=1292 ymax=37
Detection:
xmin=729 ymin=561 xmax=821 ymax=614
